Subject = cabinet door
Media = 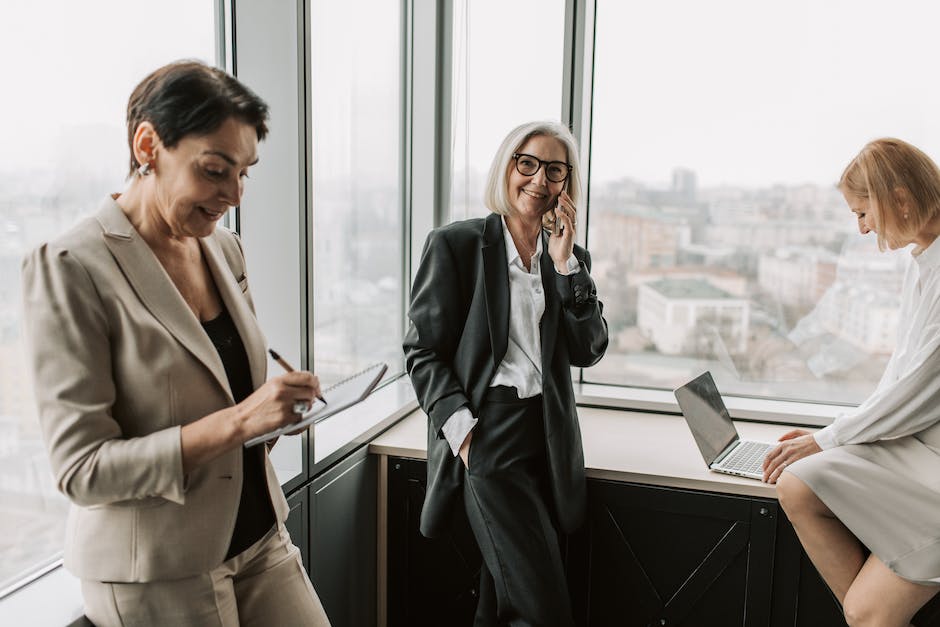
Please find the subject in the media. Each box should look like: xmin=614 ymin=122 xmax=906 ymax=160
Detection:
xmin=387 ymin=457 xmax=480 ymax=627
xmin=285 ymin=487 xmax=309 ymax=572
xmin=587 ymin=480 xmax=777 ymax=627
xmin=309 ymin=447 xmax=377 ymax=627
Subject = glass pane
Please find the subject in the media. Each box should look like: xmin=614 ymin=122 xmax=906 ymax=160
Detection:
xmin=269 ymin=432 xmax=302 ymax=486
xmin=310 ymin=0 xmax=403 ymax=461
xmin=587 ymin=0 xmax=933 ymax=404
xmin=0 ymin=1 xmax=215 ymax=594
xmin=450 ymin=0 xmax=566 ymax=222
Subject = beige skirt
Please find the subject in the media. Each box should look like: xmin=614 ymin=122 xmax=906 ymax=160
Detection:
xmin=787 ymin=433 xmax=940 ymax=585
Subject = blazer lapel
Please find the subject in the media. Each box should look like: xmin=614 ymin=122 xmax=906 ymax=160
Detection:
xmin=482 ymin=213 xmax=510 ymax=369
xmin=201 ymin=234 xmax=268 ymax=391
xmin=96 ymin=198 xmax=234 ymax=403
xmin=539 ymin=230 xmax=560 ymax=368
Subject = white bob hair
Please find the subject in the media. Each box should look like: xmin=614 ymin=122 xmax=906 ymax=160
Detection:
xmin=483 ymin=120 xmax=583 ymax=216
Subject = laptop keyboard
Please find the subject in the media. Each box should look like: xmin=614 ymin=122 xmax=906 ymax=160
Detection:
xmin=718 ymin=441 xmax=773 ymax=476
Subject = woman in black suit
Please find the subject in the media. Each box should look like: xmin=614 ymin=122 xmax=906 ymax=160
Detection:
xmin=404 ymin=120 xmax=608 ymax=625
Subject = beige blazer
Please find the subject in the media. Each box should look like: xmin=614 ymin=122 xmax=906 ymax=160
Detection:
xmin=22 ymin=196 xmax=289 ymax=582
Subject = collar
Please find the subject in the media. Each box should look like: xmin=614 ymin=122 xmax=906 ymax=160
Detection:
xmin=913 ymin=236 xmax=940 ymax=270
xmin=501 ymin=215 xmax=542 ymax=268
xmin=96 ymin=193 xmax=137 ymax=239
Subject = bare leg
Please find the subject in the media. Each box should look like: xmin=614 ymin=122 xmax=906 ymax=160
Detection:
xmin=842 ymin=554 xmax=939 ymax=627
xmin=776 ymin=472 xmax=866 ymax=603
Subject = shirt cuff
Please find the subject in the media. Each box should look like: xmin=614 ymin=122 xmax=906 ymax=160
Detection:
xmin=812 ymin=425 xmax=838 ymax=450
xmin=555 ymin=255 xmax=581 ymax=276
xmin=441 ymin=407 xmax=477 ymax=457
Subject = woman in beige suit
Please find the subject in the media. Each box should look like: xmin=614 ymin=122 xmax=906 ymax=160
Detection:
xmin=22 ymin=61 xmax=330 ymax=626
xmin=765 ymin=138 xmax=940 ymax=627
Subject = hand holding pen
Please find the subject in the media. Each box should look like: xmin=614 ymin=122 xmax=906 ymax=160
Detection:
xmin=231 ymin=350 xmax=323 ymax=446
xmin=269 ymin=349 xmax=327 ymax=407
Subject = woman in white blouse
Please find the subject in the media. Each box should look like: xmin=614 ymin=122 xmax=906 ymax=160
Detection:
xmin=766 ymin=138 xmax=940 ymax=627
xmin=404 ymin=121 xmax=608 ymax=625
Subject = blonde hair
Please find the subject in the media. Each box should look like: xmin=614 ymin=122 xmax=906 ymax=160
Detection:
xmin=840 ymin=138 xmax=940 ymax=250
xmin=483 ymin=121 xmax=583 ymax=216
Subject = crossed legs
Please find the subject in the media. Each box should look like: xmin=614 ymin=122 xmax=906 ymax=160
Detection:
xmin=777 ymin=472 xmax=939 ymax=627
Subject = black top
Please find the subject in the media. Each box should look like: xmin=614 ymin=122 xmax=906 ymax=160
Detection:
xmin=201 ymin=307 xmax=276 ymax=560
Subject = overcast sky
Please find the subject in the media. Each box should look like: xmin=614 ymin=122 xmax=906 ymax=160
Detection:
xmin=459 ymin=0 xmax=940 ymax=189
xmin=3 ymin=0 xmax=940 ymax=192
xmin=0 ymin=1 xmax=213 ymax=181
xmin=589 ymin=0 xmax=940 ymax=188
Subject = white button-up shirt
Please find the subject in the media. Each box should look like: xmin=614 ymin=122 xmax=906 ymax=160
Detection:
xmin=814 ymin=236 xmax=940 ymax=451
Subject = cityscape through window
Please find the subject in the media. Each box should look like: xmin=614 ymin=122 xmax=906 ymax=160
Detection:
xmin=585 ymin=0 xmax=937 ymax=403
xmin=0 ymin=1 xmax=216 ymax=593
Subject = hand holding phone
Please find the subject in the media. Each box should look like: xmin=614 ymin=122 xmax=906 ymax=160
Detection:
xmin=541 ymin=208 xmax=557 ymax=234
xmin=542 ymin=180 xmax=569 ymax=236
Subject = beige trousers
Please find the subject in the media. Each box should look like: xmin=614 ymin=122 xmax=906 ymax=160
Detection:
xmin=81 ymin=525 xmax=330 ymax=627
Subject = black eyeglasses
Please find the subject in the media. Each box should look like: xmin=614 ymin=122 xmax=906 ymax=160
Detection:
xmin=512 ymin=153 xmax=572 ymax=183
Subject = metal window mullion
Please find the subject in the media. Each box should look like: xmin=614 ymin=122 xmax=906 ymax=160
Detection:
xmin=435 ymin=0 xmax=454 ymax=229
xmin=563 ymin=0 xmax=597 ymax=385
xmin=216 ymin=0 xmax=237 ymax=232
xmin=402 ymin=0 xmax=414 ymax=334
xmin=301 ymin=0 xmax=315 ymax=477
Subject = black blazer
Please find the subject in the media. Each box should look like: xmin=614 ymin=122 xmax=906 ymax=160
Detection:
xmin=403 ymin=212 xmax=608 ymax=538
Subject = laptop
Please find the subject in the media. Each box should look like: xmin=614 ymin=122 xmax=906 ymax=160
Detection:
xmin=674 ymin=371 xmax=774 ymax=480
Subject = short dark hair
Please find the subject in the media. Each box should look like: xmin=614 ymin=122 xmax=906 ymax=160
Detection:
xmin=126 ymin=60 xmax=269 ymax=177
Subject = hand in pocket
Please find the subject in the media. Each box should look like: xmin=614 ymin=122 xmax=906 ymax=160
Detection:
xmin=459 ymin=430 xmax=473 ymax=469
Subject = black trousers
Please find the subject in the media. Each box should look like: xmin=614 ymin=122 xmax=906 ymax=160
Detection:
xmin=463 ymin=385 xmax=574 ymax=627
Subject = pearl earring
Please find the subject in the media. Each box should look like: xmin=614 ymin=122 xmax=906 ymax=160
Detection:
xmin=137 ymin=161 xmax=152 ymax=176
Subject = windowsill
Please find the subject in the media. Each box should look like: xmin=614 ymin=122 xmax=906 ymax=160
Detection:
xmin=370 ymin=405 xmax=807 ymax=500
xmin=0 ymin=561 xmax=84 ymax=626
xmin=575 ymin=381 xmax=843 ymax=427
xmin=313 ymin=376 xmax=417 ymax=464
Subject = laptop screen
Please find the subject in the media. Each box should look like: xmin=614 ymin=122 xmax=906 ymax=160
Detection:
xmin=674 ymin=371 xmax=739 ymax=465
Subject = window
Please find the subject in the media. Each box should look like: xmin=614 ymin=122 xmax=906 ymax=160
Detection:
xmin=309 ymin=0 xmax=404 ymax=415
xmin=585 ymin=0 xmax=928 ymax=404
xmin=0 ymin=0 xmax=217 ymax=595
xmin=450 ymin=0 xmax=566 ymax=222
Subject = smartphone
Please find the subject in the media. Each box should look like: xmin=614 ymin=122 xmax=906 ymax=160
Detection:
xmin=541 ymin=179 xmax=568 ymax=236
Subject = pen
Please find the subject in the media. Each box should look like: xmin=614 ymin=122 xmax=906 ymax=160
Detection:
xmin=268 ymin=348 xmax=327 ymax=405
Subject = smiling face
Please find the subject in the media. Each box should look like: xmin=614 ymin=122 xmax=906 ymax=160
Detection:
xmin=506 ymin=134 xmax=568 ymax=222
xmin=150 ymin=117 xmax=258 ymax=239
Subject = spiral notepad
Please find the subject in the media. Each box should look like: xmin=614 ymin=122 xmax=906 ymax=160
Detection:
xmin=245 ymin=362 xmax=388 ymax=447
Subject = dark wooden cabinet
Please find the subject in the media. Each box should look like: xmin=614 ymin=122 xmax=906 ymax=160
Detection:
xmin=586 ymin=480 xmax=776 ymax=627
xmin=283 ymin=446 xmax=378 ymax=627
xmin=387 ymin=457 xmax=482 ymax=626
xmin=284 ymin=487 xmax=309 ymax=572
xmin=386 ymin=456 xmax=940 ymax=627
xmin=309 ymin=448 xmax=377 ymax=627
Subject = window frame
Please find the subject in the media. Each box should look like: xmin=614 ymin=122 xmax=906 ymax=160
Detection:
xmin=563 ymin=0 xmax=877 ymax=422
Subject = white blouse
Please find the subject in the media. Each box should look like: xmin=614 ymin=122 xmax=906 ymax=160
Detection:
xmin=814 ymin=237 xmax=940 ymax=449
xmin=488 ymin=218 xmax=548 ymax=399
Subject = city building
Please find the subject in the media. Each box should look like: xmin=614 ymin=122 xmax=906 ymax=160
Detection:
xmin=637 ymin=278 xmax=750 ymax=355
xmin=757 ymin=246 xmax=839 ymax=307
xmin=588 ymin=205 xmax=688 ymax=269
xmin=817 ymin=283 xmax=900 ymax=355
